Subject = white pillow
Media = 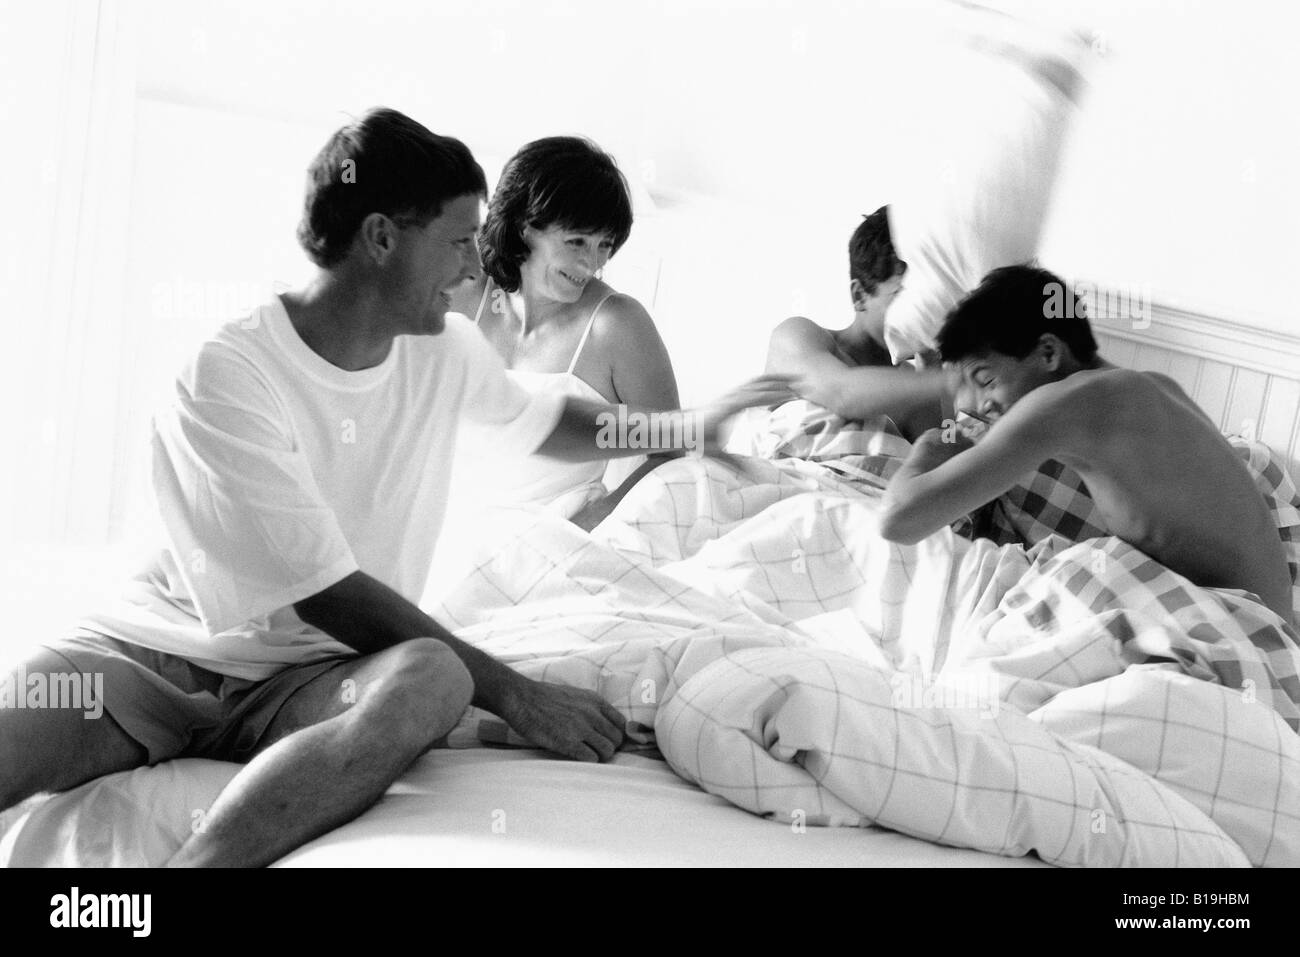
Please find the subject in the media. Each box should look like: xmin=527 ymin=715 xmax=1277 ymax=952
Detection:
xmin=884 ymin=17 xmax=1089 ymax=361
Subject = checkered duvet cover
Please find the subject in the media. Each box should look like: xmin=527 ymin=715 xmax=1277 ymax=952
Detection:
xmin=432 ymin=454 xmax=1300 ymax=867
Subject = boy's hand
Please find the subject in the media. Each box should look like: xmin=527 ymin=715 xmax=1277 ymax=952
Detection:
xmin=910 ymin=427 xmax=974 ymax=472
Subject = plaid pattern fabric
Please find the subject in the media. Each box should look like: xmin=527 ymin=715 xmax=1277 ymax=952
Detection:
xmin=751 ymin=403 xmax=1300 ymax=621
xmin=660 ymin=646 xmax=1258 ymax=866
xmin=1226 ymin=436 xmax=1300 ymax=618
xmin=982 ymin=459 xmax=1109 ymax=547
xmin=748 ymin=399 xmax=1107 ymax=544
xmin=987 ymin=440 xmax=1300 ymax=603
xmin=432 ymin=455 xmax=1300 ymax=866
xmin=748 ymin=398 xmax=911 ymax=488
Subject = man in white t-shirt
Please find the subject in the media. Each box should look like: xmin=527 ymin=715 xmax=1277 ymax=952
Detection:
xmin=0 ymin=108 xmax=791 ymax=867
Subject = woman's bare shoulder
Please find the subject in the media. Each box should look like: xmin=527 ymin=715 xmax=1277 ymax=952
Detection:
xmin=586 ymin=287 xmax=662 ymax=345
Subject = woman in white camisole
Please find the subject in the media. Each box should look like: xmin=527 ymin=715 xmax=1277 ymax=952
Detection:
xmin=449 ymin=136 xmax=681 ymax=530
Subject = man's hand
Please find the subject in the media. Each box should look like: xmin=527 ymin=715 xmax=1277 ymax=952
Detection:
xmin=495 ymin=676 xmax=627 ymax=762
xmin=539 ymin=375 xmax=795 ymax=463
xmin=694 ymin=374 xmax=797 ymax=448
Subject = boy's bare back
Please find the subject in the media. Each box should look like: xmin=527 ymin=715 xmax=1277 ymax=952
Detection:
xmin=1048 ymin=368 xmax=1292 ymax=622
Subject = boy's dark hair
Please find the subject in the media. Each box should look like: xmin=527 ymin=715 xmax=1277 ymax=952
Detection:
xmin=849 ymin=205 xmax=906 ymax=295
xmin=937 ymin=264 xmax=1099 ymax=364
xmin=296 ymin=107 xmax=487 ymax=268
xmin=479 ymin=136 xmax=634 ymax=292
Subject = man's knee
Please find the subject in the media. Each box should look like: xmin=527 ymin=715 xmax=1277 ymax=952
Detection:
xmin=362 ymin=639 xmax=473 ymax=745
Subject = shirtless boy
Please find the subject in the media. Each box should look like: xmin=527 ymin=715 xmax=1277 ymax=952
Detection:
xmin=880 ymin=264 xmax=1293 ymax=624
xmin=765 ymin=207 xmax=948 ymax=441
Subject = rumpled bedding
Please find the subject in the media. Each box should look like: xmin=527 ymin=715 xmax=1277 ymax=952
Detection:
xmin=432 ymin=450 xmax=1300 ymax=867
xmin=749 ymin=397 xmax=1109 ymax=544
xmin=747 ymin=398 xmax=911 ymax=488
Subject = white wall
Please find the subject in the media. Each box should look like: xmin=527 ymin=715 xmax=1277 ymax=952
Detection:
xmin=1040 ymin=0 xmax=1300 ymax=333
xmin=125 ymin=0 xmax=1300 ymax=338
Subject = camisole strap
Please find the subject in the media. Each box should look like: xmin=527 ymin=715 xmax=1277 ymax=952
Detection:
xmin=566 ymin=291 xmax=617 ymax=375
xmin=471 ymin=279 xmax=493 ymax=325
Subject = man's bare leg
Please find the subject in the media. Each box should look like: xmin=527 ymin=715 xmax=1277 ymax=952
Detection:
xmin=0 ymin=648 xmax=150 ymax=812
xmin=166 ymin=638 xmax=472 ymax=867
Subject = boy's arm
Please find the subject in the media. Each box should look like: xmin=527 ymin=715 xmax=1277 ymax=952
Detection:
xmin=879 ymin=387 xmax=1064 ymax=544
xmin=767 ymin=317 xmax=946 ymax=421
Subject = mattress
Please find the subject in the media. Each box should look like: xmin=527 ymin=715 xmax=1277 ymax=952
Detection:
xmin=0 ymin=749 xmax=1046 ymax=868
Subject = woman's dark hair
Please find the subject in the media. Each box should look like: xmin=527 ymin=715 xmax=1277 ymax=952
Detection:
xmin=297 ymin=107 xmax=487 ymax=268
xmin=849 ymin=205 xmax=906 ymax=294
xmin=937 ymin=264 xmax=1099 ymax=364
xmin=479 ymin=136 xmax=634 ymax=292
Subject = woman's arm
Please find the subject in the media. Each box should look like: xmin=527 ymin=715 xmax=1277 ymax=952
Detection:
xmin=602 ymin=294 xmax=681 ymax=411
xmin=569 ymin=295 xmax=682 ymax=530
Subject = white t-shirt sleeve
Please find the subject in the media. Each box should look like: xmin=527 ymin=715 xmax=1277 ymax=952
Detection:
xmin=151 ymin=343 xmax=359 ymax=636
xmin=451 ymin=316 xmax=566 ymax=454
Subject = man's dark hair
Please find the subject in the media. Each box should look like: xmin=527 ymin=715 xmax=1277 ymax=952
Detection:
xmin=296 ymin=107 xmax=487 ymax=268
xmin=937 ymin=264 xmax=1099 ymax=364
xmin=479 ymin=136 xmax=634 ymax=293
xmin=849 ymin=205 xmax=906 ymax=295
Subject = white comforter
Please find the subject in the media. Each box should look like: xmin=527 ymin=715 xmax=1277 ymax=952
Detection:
xmin=434 ymin=455 xmax=1300 ymax=867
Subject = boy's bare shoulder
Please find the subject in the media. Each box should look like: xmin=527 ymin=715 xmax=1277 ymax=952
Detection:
xmin=1138 ymin=369 xmax=1202 ymax=404
xmin=1002 ymin=369 xmax=1155 ymax=446
xmin=1067 ymin=367 xmax=1207 ymax=420
xmin=771 ymin=315 xmax=831 ymax=346
xmin=767 ymin=316 xmax=834 ymax=365
xmin=1048 ymin=366 xmax=1168 ymax=410
xmin=1032 ymin=370 xmax=1215 ymax=462
xmin=1011 ymin=367 xmax=1115 ymax=412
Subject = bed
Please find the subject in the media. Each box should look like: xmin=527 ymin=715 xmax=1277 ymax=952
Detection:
xmin=1 ymin=750 xmax=1047 ymax=868
xmin=4 ymin=303 xmax=1299 ymax=868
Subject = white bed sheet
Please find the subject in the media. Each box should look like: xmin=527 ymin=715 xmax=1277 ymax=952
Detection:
xmin=1 ymin=749 xmax=1047 ymax=868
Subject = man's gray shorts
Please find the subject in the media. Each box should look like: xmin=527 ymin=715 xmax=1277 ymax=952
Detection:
xmin=40 ymin=631 xmax=356 ymax=764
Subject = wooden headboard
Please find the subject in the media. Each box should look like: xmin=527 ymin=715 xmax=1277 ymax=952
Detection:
xmin=1093 ymin=301 xmax=1300 ymax=480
